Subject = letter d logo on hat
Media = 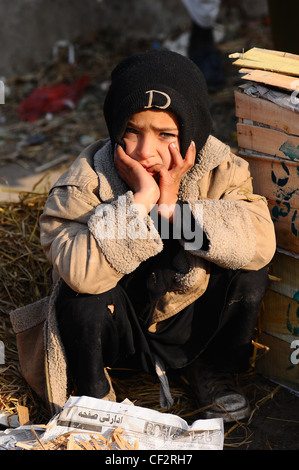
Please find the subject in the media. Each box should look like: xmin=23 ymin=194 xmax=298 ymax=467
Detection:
xmin=144 ymin=90 xmax=171 ymax=109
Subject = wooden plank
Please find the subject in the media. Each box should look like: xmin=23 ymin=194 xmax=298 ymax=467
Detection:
xmin=256 ymin=332 xmax=299 ymax=392
xmin=231 ymin=47 xmax=299 ymax=76
xmin=234 ymin=89 xmax=299 ymax=135
xmin=258 ymin=48 xmax=299 ymax=60
xmin=237 ymin=122 xmax=299 ymax=161
xmin=17 ymin=404 xmax=30 ymax=426
xmin=238 ymin=68 xmax=299 ymax=92
xmin=231 ymin=47 xmax=299 ymax=62
xmin=261 ymin=290 xmax=299 ymax=341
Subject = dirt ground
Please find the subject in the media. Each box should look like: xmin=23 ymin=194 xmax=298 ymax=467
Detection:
xmin=0 ymin=4 xmax=298 ymax=451
xmin=103 ymin=357 xmax=299 ymax=451
xmin=222 ymin=374 xmax=299 ymax=450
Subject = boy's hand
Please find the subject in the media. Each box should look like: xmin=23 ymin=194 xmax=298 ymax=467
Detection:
xmin=114 ymin=141 xmax=196 ymax=220
xmin=114 ymin=145 xmax=160 ymax=216
xmin=156 ymin=141 xmax=196 ymax=221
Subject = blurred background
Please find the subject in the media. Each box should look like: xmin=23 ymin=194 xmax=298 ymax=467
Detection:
xmin=0 ymin=0 xmax=278 ymax=196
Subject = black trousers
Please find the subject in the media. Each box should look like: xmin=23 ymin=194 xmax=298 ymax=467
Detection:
xmin=56 ymin=262 xmax=269 ymax=399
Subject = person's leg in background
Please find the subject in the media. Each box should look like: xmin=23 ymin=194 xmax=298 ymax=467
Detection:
xmin=181 ymin=0 xmax=225 ymax=91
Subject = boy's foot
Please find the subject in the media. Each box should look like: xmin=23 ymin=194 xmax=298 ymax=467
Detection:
xmin=184 ymin=358 xmax=250 ymax=423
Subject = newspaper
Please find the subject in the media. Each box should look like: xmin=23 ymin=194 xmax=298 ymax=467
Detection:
xmin=41 ymin=395 xmax=224 ymax=450
xmin=0 ymin=425 xmax=45 ymax=450
xmin=0 ymin=411 xmax=19 ymax=428
xmin=243 ymin=83 xmax=299 ymax=114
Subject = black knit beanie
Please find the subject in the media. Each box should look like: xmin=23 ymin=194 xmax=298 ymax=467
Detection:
xmin=103 ymin=49 xmax=213 ymax=157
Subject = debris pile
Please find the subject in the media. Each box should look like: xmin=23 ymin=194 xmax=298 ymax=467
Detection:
xmin=16 ymin=426 xmax=139 ymax=451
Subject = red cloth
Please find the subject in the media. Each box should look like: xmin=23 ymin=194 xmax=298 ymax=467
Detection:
xmin=18 ymin=75 xmax=88 ymax=121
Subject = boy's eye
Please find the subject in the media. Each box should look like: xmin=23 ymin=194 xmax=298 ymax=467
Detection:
xmin=125 ymin=127 xmax=138 ymax=135
xmin=161 ymin=132 xmax=175 ymax=138
xmin=161 ymin=132 xmax=178 ymax=139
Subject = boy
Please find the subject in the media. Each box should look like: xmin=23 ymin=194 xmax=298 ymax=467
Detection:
xmin=13 ymin=49 xmax=276 ymax=422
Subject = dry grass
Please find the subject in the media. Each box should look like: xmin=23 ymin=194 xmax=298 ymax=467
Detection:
xmin=0 ymin=190 xmax=51 ymax=313
xmin=0 ymin=185 xmax=53 ymax=424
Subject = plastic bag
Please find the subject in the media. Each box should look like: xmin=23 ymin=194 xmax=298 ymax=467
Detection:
xmin=18 ymin=75 xmax=88 ymax=122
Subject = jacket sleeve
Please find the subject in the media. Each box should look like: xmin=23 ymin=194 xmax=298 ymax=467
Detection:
xmin=176 ymin=154 xmax=276 ymax=271
xmin=40 ymin=179 xmax=162 ymax=295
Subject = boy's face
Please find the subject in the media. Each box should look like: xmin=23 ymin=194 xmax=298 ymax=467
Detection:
xmin=122 ymin=109 xmax=180 ymax=177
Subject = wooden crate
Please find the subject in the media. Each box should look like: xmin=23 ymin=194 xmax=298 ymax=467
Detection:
xmin=240 ymin=152 xmax=299 ymax=253
xmin=256 ymin=251 xmax=299 ymax=392
xmin=232 ymin=49 xmax=299 ymax=391
xmin=256 ymin=332 xmax=299 ymax=392
xmin=234 ymin=85 xmax=299 ymax=253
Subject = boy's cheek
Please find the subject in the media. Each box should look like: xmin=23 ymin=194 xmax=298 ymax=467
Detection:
xmin=122 ymin=139 xmax=135 ymax=158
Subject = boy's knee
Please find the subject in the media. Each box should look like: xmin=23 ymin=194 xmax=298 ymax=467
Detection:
xmin=238 ymin=267 xmax=269 ymax=305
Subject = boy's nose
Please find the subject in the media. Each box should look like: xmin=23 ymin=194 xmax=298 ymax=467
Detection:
xmin=136 ymin=136 xmax=155 ymax=160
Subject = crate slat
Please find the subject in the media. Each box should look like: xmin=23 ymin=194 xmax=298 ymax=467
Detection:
xmin=235 ymin=89 xmax=299 ymax=135
xmin=237 ymin=123 xmax=299 ymax=161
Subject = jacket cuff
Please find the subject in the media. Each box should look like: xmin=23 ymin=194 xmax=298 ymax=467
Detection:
xmin=88 ymin=191 xmax=163 ymax=274
xmin=179 ymin=199 xmax=256 ymax=269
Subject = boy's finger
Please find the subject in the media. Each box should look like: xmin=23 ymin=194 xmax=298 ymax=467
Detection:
xmin=184 ymin=141 xmax=196 ymax=168
xmin=114 ymin=145 xmax=137 ymax=171
xmin=169 ymin=142 xmax=184 ymax=168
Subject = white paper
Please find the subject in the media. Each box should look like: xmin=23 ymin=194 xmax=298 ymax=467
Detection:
xmin=42 ymin=395 xmax=224 ymax=450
